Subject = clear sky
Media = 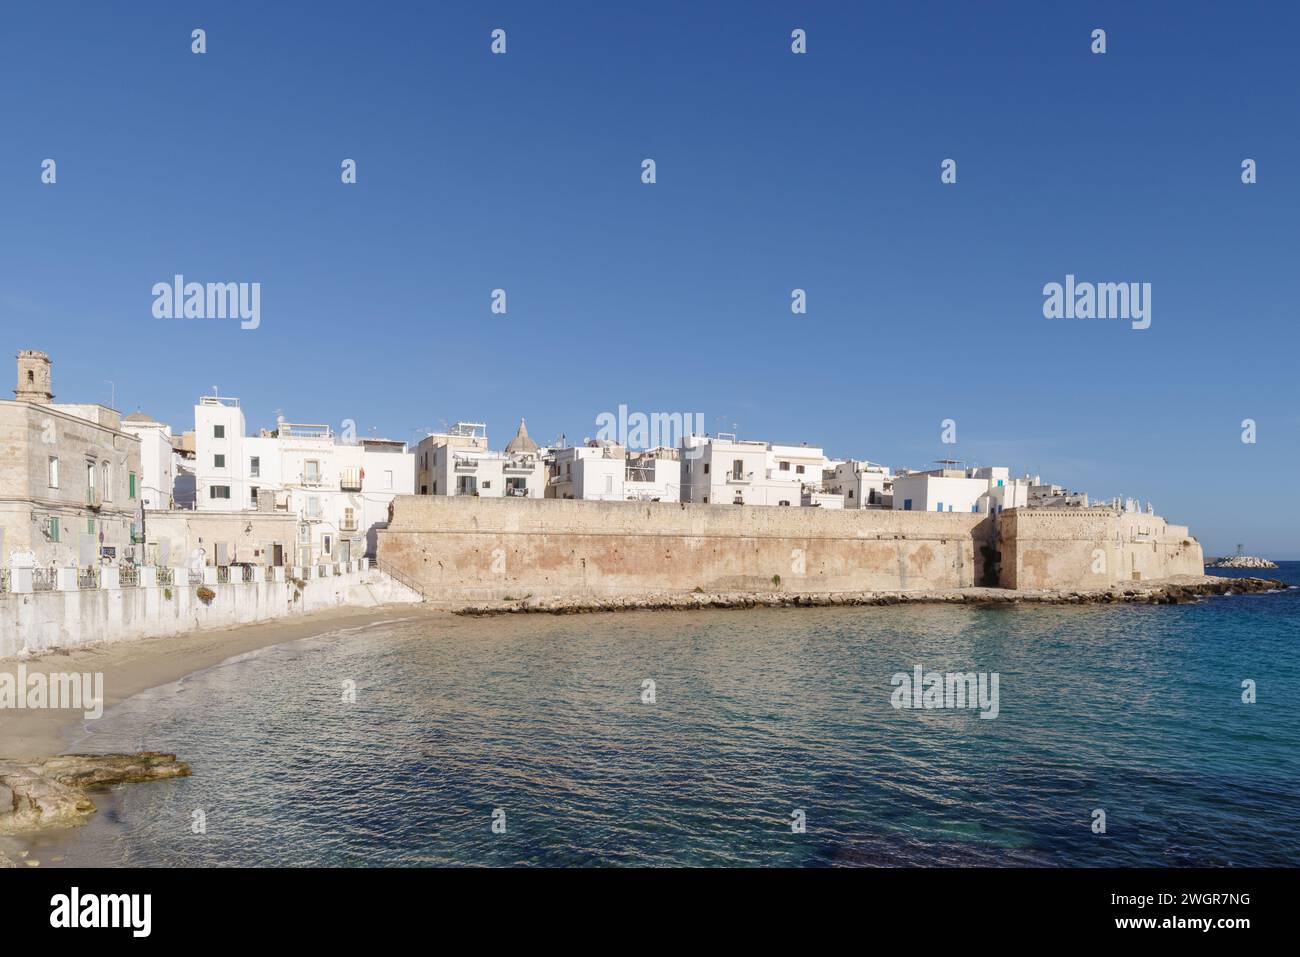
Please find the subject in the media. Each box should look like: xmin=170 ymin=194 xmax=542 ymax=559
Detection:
xmin=1 ymin=1 xmax=1296 ymax=557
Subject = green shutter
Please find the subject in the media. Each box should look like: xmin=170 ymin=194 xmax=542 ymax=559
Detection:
xmin=129 ymin=472 xmax=137 ymax=498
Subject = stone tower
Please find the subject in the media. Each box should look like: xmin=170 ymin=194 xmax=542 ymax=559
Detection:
xmin=15 ymin=350 xmax=54 ymax=404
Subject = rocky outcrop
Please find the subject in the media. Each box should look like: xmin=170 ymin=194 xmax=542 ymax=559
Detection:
xmin=1206 ymin=556 xmax=1278 ymax=569
xmin=453 ymin=576 xmax=1287 ymax=616
xmin=0 ymin=752 xmax=189 ymax=834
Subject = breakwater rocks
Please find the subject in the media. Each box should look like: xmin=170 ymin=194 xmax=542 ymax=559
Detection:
xmin=0 ymin=752 xmax=190 ymax=834
xmin=453 ymin=576 xmax=1286 ymax=617
xmin=1206 ymin=556 xmax=1278 ymax=569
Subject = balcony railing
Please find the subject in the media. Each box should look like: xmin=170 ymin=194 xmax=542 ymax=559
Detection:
xmin=120 ymin=566 xmax=139 ymax=587
xmin=32 ymin=568 xmax=56 ymax=591
xmin=505 ymin=487 xmax=531 ymax=497
xmin=340 ymin=519 xmax=358 ymax=531
xmin=216 ymin=566 xmax=231 ymax=584
xmin=726 ymin=471 xmax=754 ymax=484
xmin=157 ymin=567 xmax=175 ymax=586
xmin=77 ymin=567 xmax=99 ymax=590
xmin=241 ymin=565 xmax=255 ymax=583
xmin=86 ymin=488 xmax=103 ymax=508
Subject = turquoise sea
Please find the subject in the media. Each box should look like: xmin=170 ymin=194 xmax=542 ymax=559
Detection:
xmin=19 ymin=566 xmax=1300 ymax=867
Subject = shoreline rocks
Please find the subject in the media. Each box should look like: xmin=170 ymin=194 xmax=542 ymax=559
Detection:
xmin=0 ymin=752 xmax=189 ymax=834
xmin=1206 ymin=556 xmax=1278 ymax=569
xmin=453 ymin=576 xmax=1287 ymax=617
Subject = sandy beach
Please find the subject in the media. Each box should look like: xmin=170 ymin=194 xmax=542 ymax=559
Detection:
xmin=0 ymin=604 xmax=450 ymax=760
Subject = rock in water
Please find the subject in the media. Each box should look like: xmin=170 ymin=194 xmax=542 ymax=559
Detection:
xmin=0 ymin=752 xmax=189 ymax=834
xmin=1206 ymin=556 xmax=1278 ymax=569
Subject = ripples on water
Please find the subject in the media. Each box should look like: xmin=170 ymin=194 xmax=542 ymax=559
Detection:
xmin=28 ymin=567 xmax=1300 ymax=867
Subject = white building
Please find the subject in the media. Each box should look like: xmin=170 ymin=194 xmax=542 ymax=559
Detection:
xmin=547 ymin=443 xmax=680 ymax=501
xmin=892 ymin=464 xmax=1019 ymax=514
xmin=413 ymin=419 xmax=546 ymax=500
xmin=822 ymin=459 xmax=891 ymax=509
xmin=679 ymin=435 xmax=826 ymax=507
xmin=121 ymin=410 xmax=178 ymax=511
xmin=193 ymin=395 xmax=413 ymax=564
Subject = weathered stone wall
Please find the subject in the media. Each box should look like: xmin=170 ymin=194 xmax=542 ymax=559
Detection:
xmin=378 ymin=497 xmax=996 ymax=602
xmin=999 ymin=508 xmax=1203 ymax=589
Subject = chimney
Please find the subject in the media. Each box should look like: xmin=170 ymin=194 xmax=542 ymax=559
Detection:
xmin=15 ymin=350 xmax=54 ymax=404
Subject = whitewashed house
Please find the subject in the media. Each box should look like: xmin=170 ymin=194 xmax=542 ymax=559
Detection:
xmin=413 ymin=419 xmax=546 ymax=500
xmin=193 ymin=395 xmax=413 ymax=564
xmin=679 ymin=435 xmax=826 ymax=507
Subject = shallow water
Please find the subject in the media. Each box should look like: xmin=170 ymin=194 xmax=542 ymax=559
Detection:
xmin=20 ymin=567 xmax=1300 ymax=867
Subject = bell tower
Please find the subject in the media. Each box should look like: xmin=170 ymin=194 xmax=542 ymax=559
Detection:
xmin=15 ymin=350 xmax=54 ymax=404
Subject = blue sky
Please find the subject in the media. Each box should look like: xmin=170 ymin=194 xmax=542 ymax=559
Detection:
xmin=1 ymin=1 xmax=1296 ymax=557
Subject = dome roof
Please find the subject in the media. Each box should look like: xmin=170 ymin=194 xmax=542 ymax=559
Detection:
xmin=504 ymin=417 xmax=539 ymax=454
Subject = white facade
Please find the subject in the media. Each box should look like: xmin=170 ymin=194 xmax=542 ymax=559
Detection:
xmin=892 ymin=466 xmax=1014 ymax=514
xmin=679 ymin=435 xmax=826 ymax=507
xmin=413 ymin=421 xmax=546 ymax=500
xmin=823 ymin=459 xmax=891 ymax=509
xmin=193 ymin=396 xmax=414 ymax=562
xmin=121 ymin=412 xmax=177 ymax=511
xmin=547 ymin=443 xmax=681 ymax=501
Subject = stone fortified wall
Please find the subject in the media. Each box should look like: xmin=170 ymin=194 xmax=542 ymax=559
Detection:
xmin=379 ymin=497 xmax=1205 ymax=602
xmin=379 ymin=497 xmax=997 ymax=602
xmin=998 ymin=508 xmax=1203 ymax=589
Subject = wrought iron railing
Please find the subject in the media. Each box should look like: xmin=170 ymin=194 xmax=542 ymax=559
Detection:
xmin=216 ymin=566 xmax=231 ymax=584
xmin=157 ymin=567 xmax=174 ymax=586
xmin=33 ymin=568 xmax=56 ymax=592
xmin=119 ymin=566 xmax=139 ymax=587
xmin=77 ymin=567 xmax=99 ymax=590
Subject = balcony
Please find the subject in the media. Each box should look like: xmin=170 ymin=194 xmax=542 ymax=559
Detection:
xmin=340 ymin=467 xmax=362 ymax=492
xmin=725 ymin=471 xmax=753 ymax=484
xmin=86 ymin=488 xmax=103 ymax=509
xmin=453 ymin=457 xmax=479 ymax=472
xmin=340 ymin=518 xmax=358 ymax=531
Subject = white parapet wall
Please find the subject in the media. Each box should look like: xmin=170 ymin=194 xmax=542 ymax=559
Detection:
xmin=0 ymin=561 xmax=423 ymax=658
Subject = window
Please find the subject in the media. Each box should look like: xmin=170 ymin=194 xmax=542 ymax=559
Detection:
xmin=703 ymin=463 xmax=709 ymax=474
xmin=129 ymin=472 xmax=136 ymax=499
xmin=250 ymin=486 xmax=259 ymax=506
xmin=344 ymin=507 xmax=355 ymax=526
xmin=214 ymin=424 xmax=225 ymax=438
xmin=322 ymin=534 xmax=333 ymax=556
xmin=87 ymin=517 xmax=95 ymax=534
xmin=384 ymin=469 xmax=393 ymax=490
xmin=848 ymin=490 xmax=855 ymax=500
xmin=903 ymin=499 xmax=913 ymax=511
xmin=214 ymin=454 xmax=226 ymax=468
xmin=937 ymin=501 xmax=944 ymax=512
xmin=299 ymin=523 xmax=311 ymax=544
xmin=48 ymin=516 xmax=60 ymax=542
xmin=778 ymin=500 xmax=790 ymax=506
xmin=732 ymin=460 xmax=744 ymax=479
xmin=47 ymin=456 xmax=59 ymax=489
xmin=420 ymin=485 xmax=428 ymax=494
xmin=307 ymin=496 xmax=321 ymax=518
xmin=209 ymin=485 xmax=231 ymax=499
xmin=796 ymin=465 xmax=805 ymax=474
xmin=250 ymin=456 xmax=260 ymax=477
xmin=997 ymin=479 xmax=1004 ymax=487
xmin=780 ymin=461 xmax=790 ymax=471
xmin=102 ymin=462 xmax=112 ymax=501
xmin=482 ymin=481 xmax=491 ymax=489
xmin=305 ymin=460 xmax=321 ymax=484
